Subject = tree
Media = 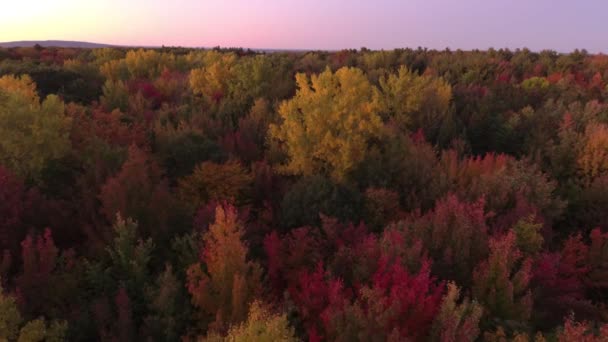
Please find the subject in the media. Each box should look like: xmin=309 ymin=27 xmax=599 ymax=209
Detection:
xmin=222 ymin=98 xmax=276 ymax=163
xmin=0 ymin=281 xmax=22 ymax=340
xmin=86 ymin=215 xmax=154 ymax=340
xmin=186 ymin=204 xmax=262 ymax=333
xmin=430 ymin=282 xmax=483 ymax=342
xmin=270 ymin=67 xmax=383 ymax=182
xmin=512 ymin=215 xmax=544 ymax=256
xmin=280 ymin=175 xmax=363 ymax=229
xmin=532 ymin=234 xmax=594 ymax=328
xmin=578 ymin=123 xmax=608 ymax=186
xmin=189 ymin=52 xmax=237 ymax=105
xmin=178 ymin=160 xmax=252 ymax=210
xmin=405 ymin=194 xmax=490 ymax=286
xmin=287 ymin=262 xmax=345 ymax=340
xmin=379 ymin=66 xmax=453 ymax=141
xmin=124 ymin=49 xmax=176 ymax=80
xmin=100 ymin=80 xmax=129 ymax=112
xmin=586 ymin=228 xmax=608 ymax=301
xmin=0 ymin=166 xmax=30 ymax=254
xmin=473 ymin=231 xmax=533 ymax=323
xmin=363 ymin=187 xmax=403 ymax=231
xmin=155 ymin=124 xmax=224 ymax=181
xmin=203 ymin=301 xmax=298 ymax=342
xmin=324 ymin=260 xmax=443 ymax=342
xmin=0 ymin=281 xmax=67 ymax=342
xmin=0 ymin=75 xmax=72 ymax=181
xmin=99 ymin=145 xmax=173 ymax=239
xmin=556 ymin=317 xmax=608 ymax=342
xmin=143 ymin=264 xmax=191 ymax=341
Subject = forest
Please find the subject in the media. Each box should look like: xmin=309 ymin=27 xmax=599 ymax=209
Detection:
xmin=0 ymin=45 xmax=608 ymax=341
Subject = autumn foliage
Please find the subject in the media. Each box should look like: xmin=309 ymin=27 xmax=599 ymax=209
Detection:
xmin=1 ymin=45 xmax=608 ymax=340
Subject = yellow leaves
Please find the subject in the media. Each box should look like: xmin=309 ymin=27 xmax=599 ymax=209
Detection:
xmin=521 ymin=77 xmax=549 ymax=91
xmin=512 ymin=215 xmax=544 ymax=256
xmin=125 ymin=49 xmax=176 ymax=79
xmin=99 ymin=58 xmax=129 ymax=82
xmin=189 ymin=53 xmax=237 ymax=103
xmin=0 ymin=281 xmax=21 ymax=340
xmin=178 ymin=160 xmax=252 ymax=210
xmin=100 ymin=49 xmax=176 ymax=81
xmin=0 ymin=75 xmax=71 ymax=181
xmin=379 ymin=66 xmax=452 ymax=130
xmin=577 ymin=123 xmax=608 ymax=186
xmin=188 ymin=205 xmax=262 ymax=333
xmin=222 ymin=301 xmax=297 ymax=342
xmin=0 ymin=74 xmax=38 ymax=103
xmin=270 ymin=67 xmax=383 ymax=182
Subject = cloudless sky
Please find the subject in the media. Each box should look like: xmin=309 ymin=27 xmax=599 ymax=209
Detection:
xmin=1 ymin=0 xmax=607 ymax=52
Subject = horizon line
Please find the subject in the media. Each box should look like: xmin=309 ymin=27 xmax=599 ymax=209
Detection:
xmin=0 ymin=39 xmax=603 ymax=55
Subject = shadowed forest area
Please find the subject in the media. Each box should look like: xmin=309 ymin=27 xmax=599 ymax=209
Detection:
xmin=1 ymin=46 xmax=608 ymax=341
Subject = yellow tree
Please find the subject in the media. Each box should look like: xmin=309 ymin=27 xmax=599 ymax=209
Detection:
xmin=380 ymin=66 xmax=452 ymax=135
xmin=577 ymin=123 xmax=608 ymax=186
xmin=270 ymin=67 xmax=383 ymax=182
xmin=186 ymin=204 xmax=262 ymax=332
xmin=189 ymin=52 xmax=237 ymax=104
xmin=203 ymin=301 xmax=298 ymax=342
xmin=0 ymin=75 xmax=72 ymax=181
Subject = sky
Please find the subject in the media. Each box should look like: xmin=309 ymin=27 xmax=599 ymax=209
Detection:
xmin=1 ymin=0 xmax=607 ymax=52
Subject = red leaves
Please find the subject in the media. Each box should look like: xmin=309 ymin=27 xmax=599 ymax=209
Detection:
xmin=288 ymin=263 xmax=343 ymax=327
xmin=404 ymin=194 xmax=489 ymax=285
xmin=370 ymin=259 xmax=443 ymax=338
xmin=287 ymin=259 xmax=443 ymax=341
xmin=535 ymin=234 xmax=589 ymax=300
xmin=557 ymin=317 xmax=608 ymax=342
xmin=586 ymin=228 xmax=608 ymax=297
xmin=99 ymin=145 xmax=172 ymax=239
xmin=0 ymin=166 xmax=29 ymax=253
xmin=15 ymin=228 xmax=61 ymax=315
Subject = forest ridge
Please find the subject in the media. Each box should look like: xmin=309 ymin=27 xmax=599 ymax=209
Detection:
xmin=0 ymin=46 xmax=608 ymax=341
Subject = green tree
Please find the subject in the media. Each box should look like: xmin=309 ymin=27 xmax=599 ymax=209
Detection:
xmin=473 ymin=231 xmax=533 ymax=324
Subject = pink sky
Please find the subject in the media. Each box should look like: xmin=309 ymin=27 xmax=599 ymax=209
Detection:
xmin=1 ymin=0 xmax=607 ymax=51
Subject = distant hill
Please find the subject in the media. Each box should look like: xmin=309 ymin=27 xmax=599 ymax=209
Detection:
xmin=0 ymin=40 xmax=116 ymax=48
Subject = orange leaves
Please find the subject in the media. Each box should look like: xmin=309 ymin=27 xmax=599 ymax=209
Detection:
xmin=577 ymin=123 xmax=608 ymax=186
xmin=186 ymin=204 xmax=261 ymax=332
xmin=0 ymin=74 xmax=38 ymax=102
xmin=178 ymin=160 xmax=252 ymax=210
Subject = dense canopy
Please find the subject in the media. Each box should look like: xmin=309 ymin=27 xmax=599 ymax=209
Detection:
xmin=0 ymin=45 xmax=608 ymax=341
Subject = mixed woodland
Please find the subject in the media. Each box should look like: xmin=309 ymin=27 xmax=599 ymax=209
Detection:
xmin=1 ymin=45 xmax=608 ymax=341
